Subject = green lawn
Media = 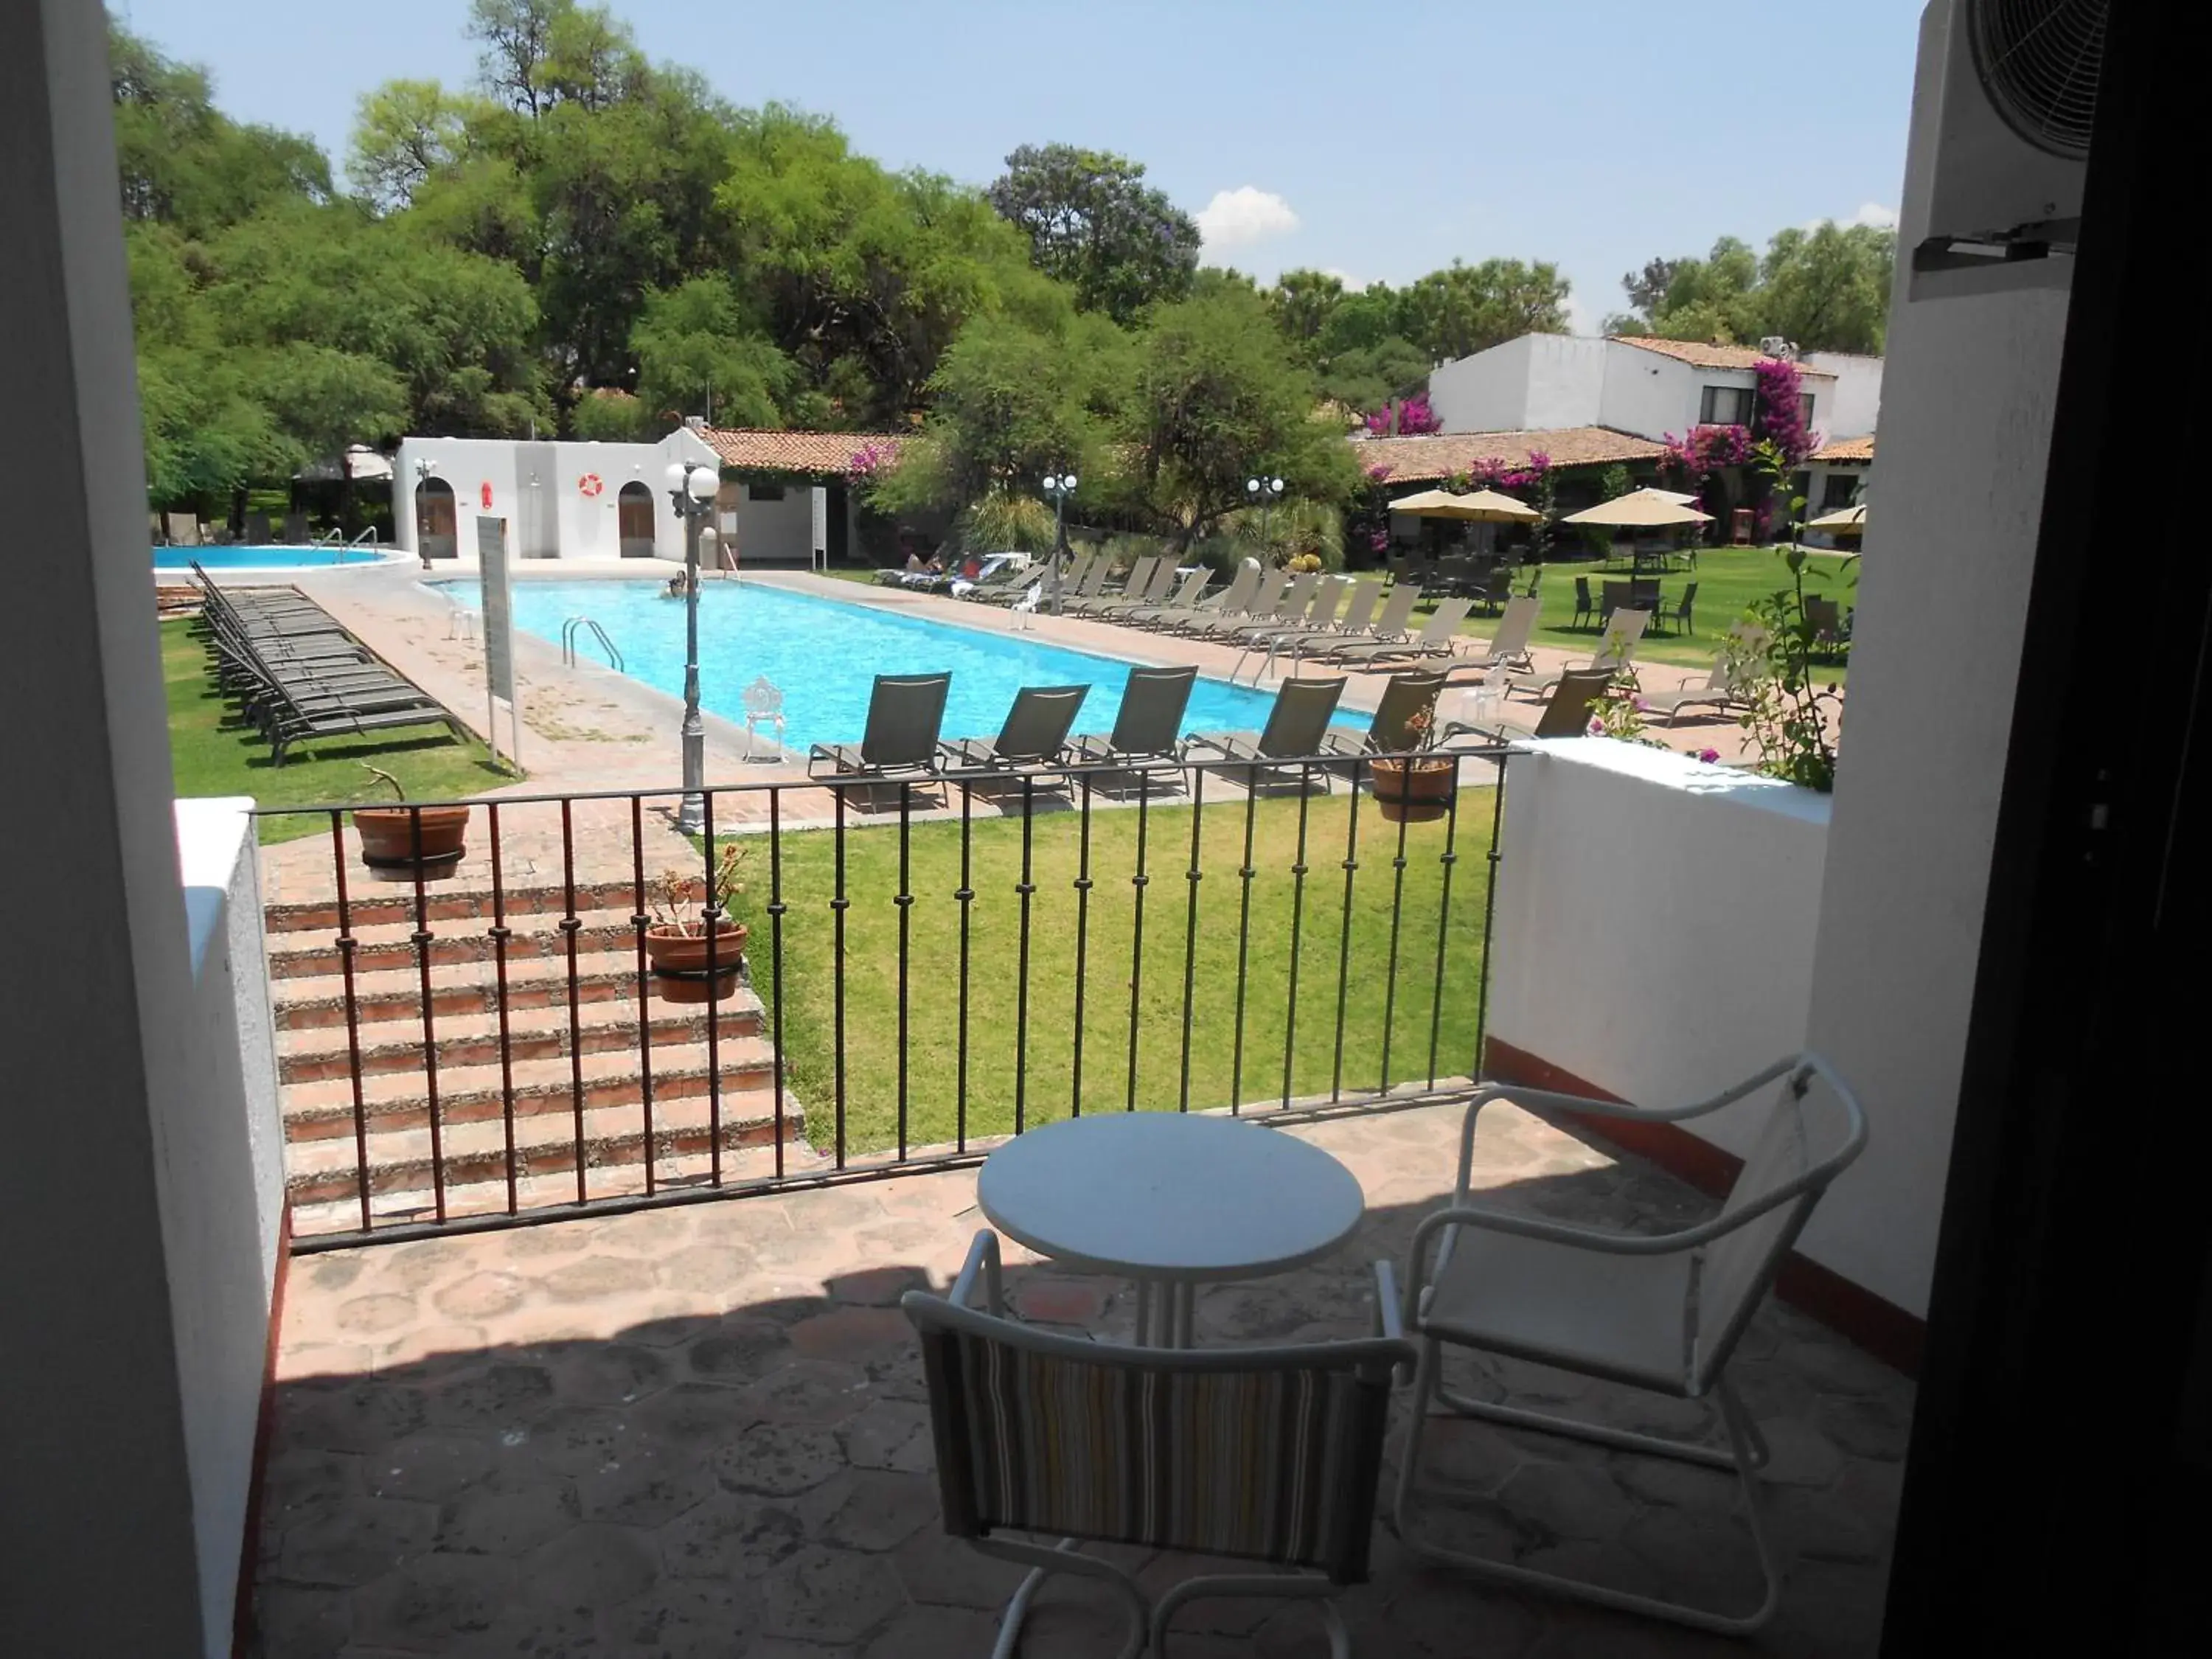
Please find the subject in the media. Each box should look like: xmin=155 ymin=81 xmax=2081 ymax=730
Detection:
xmin=1433 ymin=545 xmax=1859 ymax=674
xmin=162 ymin=619 xmax=509 ymax=844
xmin=721 ymin=782 xmax=1494 ymax=1156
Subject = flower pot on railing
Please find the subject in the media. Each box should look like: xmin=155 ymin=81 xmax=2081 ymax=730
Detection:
xmin=644 ymin=919 xmax=749 ymax=1004
xmin=1368 ymin=757 xmax=1455 ymax=824
xmin=352 ymin=804 xmax=471 ymax=878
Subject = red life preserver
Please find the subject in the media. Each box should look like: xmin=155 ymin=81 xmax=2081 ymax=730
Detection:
xmin=578 ymin=473 xmax=604 ymax=498
xmin=479 ymin=481 xmax=493 ymax=509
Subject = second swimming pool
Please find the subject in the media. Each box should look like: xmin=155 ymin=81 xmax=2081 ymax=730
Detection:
xmin=439 ymin=577 xmax=1358 ymax=754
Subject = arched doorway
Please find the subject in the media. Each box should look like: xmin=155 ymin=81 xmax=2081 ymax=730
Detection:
xmin=414 ymin=477 xmax=457 ymax=560
xmin=618 ymin=481 xmax=655 ymax=558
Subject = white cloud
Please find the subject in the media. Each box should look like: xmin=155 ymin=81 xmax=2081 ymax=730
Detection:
xmin=1196 ymin=187 xmax=1300 ymax=251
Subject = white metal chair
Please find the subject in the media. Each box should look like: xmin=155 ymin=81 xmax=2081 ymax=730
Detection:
xmin=903 ymin=1231 xmax=1413 ymax=1658
xmin=1394 ymin=1053 xmax=1868 ymax=1634
xmin=740 ymin=674 xmax=785 ymax=759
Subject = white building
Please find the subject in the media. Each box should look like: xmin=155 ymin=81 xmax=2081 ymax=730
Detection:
xmin=1427 ymin=331 xmax=1882 ymax=447
xmin=391 ymin=425 xmax=722 ymax=563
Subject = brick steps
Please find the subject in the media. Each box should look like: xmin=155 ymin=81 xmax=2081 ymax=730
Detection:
xmin=287 ymin=1135 xmax=835 ymax=1239
xmin=268 ymin=891 xmax=801 ymax=1222
xmin=275 ymin=995 xmax=762 ymax=1083
xmin=282 ymin=1085 xmax=797 ymax=1208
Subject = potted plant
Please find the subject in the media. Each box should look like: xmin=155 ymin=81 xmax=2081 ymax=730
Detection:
xmin=643 ymin=844 xmax=751 ymax=1004
xmin=1368 ymin=703 xmax=1455 ymax=823
xmin=352 ymin=764 xmax=471 ymax=877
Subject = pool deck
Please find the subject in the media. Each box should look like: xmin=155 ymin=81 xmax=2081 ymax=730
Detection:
xmin=251 ymin=558 xmax=1764 ymax=907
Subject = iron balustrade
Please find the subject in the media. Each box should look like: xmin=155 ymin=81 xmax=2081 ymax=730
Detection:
xmin=255 ymin=743 xmax=1511 ymax=1253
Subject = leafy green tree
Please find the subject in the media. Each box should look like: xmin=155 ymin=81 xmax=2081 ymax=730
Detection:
xmin=347 ymin=80 xmax=474 ymax=211
xmin=110 ymin=22 xmax=329 ymax=237
xmin=986 ymin=144 xmax=1200 ymax=324
xmin=1607 ymin=226 xmax=1893 ymax=352
xmin=1119 ymin=286 xmax=1356 ymax=548
xmin=569 ymin=387 xmax=656 ymax=441
xmin=1396 ymin=258 xmax=1572 ymax=362
xmin=630 ymin=276 xmax=791 ymax=428
xmin=1315 ymin=338 xmax=1432 ymax=413
xmin=1265 ymin=268 xmax=1346 ymax=362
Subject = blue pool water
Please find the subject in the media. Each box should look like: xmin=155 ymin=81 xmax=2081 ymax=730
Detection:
xmin=440 ymin=578 xmax=1357 ymax=753
xmin=155 ymin=544 xmax=399 ymax=570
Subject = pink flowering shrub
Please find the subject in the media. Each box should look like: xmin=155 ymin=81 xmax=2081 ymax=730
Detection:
xmin=1365 ymin=393 xmax=1441 ymax=437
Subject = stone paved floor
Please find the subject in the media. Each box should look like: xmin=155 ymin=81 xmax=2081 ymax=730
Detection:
xmin=251 ymin=1097 xmax=1906 ymax=1658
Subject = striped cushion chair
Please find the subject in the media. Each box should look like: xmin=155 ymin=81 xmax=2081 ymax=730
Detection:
xmin=901 ymin=1231 xmax=1413 ymax=1659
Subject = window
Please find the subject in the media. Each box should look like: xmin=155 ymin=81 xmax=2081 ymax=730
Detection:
xmin=748 ymin=483 xmax=785 ymax=501
xmin=1700 ymin=385 xmax=1753 ymax=425
xmin=1801 ymin=393 xmax=1817 ymax=429
xmin=1822 ymin=471 xmax=1862 ymax=510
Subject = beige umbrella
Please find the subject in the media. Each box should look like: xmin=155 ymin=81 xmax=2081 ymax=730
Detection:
xmin=1805 ymin=504 xmax=1868 ymax=532
xmin=1649 ymin=487 xmax=1702 ymax=506
xmin=1388 ymin=487 xmax=1542 ymax=522
xmin=1562 ymin=487 xmax=1715 ymax=528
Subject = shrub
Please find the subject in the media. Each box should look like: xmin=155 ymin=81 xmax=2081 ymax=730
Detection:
xmin=954 ymin=490 xmax=1057 ymax=553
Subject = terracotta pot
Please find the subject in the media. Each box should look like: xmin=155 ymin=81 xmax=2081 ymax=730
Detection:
xmin=1368 ymin=757 xmax=1455 ymax=824
xmin=352 ymin=804 xmax=471 ymax=874
xmin=644 ymin=920 xmax=749 ymax=1004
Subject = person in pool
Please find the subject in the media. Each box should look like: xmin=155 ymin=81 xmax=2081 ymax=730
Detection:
xmin=664 ymin=572 xmax=696 ymax=599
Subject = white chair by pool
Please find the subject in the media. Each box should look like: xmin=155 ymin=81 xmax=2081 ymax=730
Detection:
xmin=741 ymin=675 xmax=785 ymax=760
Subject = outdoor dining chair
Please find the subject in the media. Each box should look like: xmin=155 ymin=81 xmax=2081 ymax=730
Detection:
xmin=1569 ymin=575 xmax=1595 ymax=630
xmin=1393 ymin=1054 xmax=1867 ymax=1634
xmin=1668 ymin=580 xmax=1700 ymax=637
xmin=1597 ymin=579 xmax=1633 ymax=629
xmin=903 ymin=1230 xmax=1413 ymax=1659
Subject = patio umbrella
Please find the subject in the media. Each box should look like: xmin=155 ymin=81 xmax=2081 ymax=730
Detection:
xmin=1806 ymin=504 xmax=1868 ymax=532
xmin=1562 ymin=487 xmax=1714 ymax=527
xmin=1388 ymin=487 xmax=1541 ymax=522
xmin=1649 ymin=488 xmax=1703 ymax=506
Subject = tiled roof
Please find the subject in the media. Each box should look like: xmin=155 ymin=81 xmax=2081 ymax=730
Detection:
xmin=1811 ymin=434 xmax=1875 ymax=462
xmin=700 ymin=428 xmax=905 ymax=475
xmin=1611 ymin=335 xmax=1837 ymax=377
xmin=1352 ymin=426 xmax=1666 ymax=483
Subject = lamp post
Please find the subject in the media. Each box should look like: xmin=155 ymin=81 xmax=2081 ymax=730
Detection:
xmin=1041 ymin=469 xmax=1078 ymax=614
xmin=667 ymin=459 xmax=721 ymax=833
xmin=1245 ymin=473 xmax=1284 ymax=558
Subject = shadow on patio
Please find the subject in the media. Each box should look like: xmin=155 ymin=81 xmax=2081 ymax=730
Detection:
xmin=250 ymin=1100 xmax=1908 ymax=1658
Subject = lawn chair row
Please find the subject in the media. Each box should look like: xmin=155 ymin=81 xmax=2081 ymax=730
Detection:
xmin=190 ymin=566 xmax=462 ymax=764
xmin=807 ymin=664 xmax=1473 ymax=794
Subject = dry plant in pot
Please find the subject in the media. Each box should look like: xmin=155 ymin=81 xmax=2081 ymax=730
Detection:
xmin=643 ymin=844 xmax=751 ymax=1004
xmin=1368 ymin=702 xmax=1455 ymax=824
xmin=351 ymin=763 xmax=471 ymax=877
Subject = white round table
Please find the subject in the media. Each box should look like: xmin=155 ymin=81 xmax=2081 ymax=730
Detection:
xmin=977 ymin=1113 xmax=1367 ymax=1346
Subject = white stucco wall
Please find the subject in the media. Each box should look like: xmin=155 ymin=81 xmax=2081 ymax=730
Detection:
xmin=170 ymin=797 xmax=286 ymax=1655
xmin=729 ymin=480 xmax=818 ymax=564
xmin=1599 ymin=344 xmax=1707 ymax=439
xmin=1803 ymin=352 xmax=1885 ymax=439
xmin=1430 ymin=335 xmax=1535 ymax=433
xmin=1798 ymin=0 xmax=2073 ymax=1320
xmin=392 ymin=428 xmax=720 ymax=563
xmin=1520 ymin=335 xmax=1611 ymax=430
xmin=1485 ymin=739 xmax=1834 ymax=1172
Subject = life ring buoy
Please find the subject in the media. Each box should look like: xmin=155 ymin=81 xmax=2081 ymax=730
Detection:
xmin=578 ymin=473 xmax=604 ymax=498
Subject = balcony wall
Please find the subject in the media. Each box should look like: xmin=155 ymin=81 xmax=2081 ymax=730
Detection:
xmin=172 ymin=798 xmax=288 ymax=1649
xmin=1483 ymin=740 xmax=1928 ymax=1320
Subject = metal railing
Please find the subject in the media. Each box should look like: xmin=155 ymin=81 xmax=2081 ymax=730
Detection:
xmin=560 ymin=616 xmax=624 ymax=671
xmin=258 ymin=743 xmax=1509 ymax=1252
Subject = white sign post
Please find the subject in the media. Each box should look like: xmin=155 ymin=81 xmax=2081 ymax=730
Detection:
xmin=476 ymin=515 xmax=523 ymax=769
xmin=810 ymin=485 xmax=828 ymax=573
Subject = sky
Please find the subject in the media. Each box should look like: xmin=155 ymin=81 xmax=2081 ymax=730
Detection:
xmin=116 ymin=0 xmax=1927 ymax=332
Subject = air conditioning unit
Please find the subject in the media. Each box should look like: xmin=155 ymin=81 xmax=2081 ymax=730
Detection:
xmin=1912 ymin=0 xmax=2104 ymax=296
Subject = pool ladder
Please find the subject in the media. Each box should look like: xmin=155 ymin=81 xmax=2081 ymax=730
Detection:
xmin=560 ymin=616 xmax=624 ymax=672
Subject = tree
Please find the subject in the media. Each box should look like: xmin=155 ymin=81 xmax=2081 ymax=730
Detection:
xmin=347 ymin=80 xmax=473 ymax=211
xmin=1609 ymin=226 xmax=1895 ymax=353
xmin=987 ymin=144 xmax=1200 ymax=324
xmin=1119 ymin=285 xmax=1356 ymax=549
xmin=630 ymin=276 xmax=791 ymax=429
xmin=870 ymin=311 xmax=1124 ymax=518
xmin=1397 ymin=258 xmax=1572 ymax=362
xmin=467 ymin=0 xmax=560 ymax=117
xmin=1265 ymin=268 xmax=1346 ymax=362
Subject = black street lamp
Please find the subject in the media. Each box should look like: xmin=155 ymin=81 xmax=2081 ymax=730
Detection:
xmin=1246 ymin=473 xmax=1285 ymax=557
xmin=1041 ymin=469 xmax=1079 ymax=614
xmin=665 ymin=459 xmax=721 ymax=832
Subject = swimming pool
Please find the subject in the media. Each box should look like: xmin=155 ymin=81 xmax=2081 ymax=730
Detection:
xmin=439 ymin=577 xmax=1358 ymax=753
xmin=155 ymin=544 xmax=402 ymax=571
